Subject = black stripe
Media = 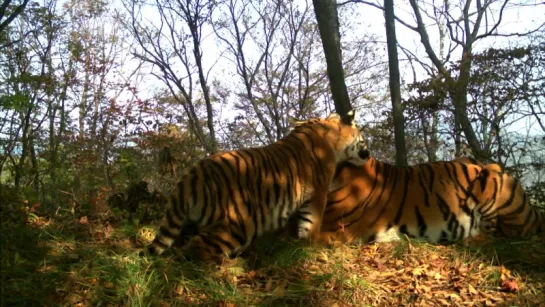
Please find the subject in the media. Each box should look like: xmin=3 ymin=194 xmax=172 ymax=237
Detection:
xmin=460 ymin=163 xmax=472 ymax=190
xmin=393 ymin=168 xmax=410 ymax=225
xmin=171 ymin=192 xmax=184 ymax=220
xmin=415 ymin=205 xmax=427 ymax=237
xmin=479 ymin=170 xmax=490 ymax=194
xmin=212 ymin=234 xmax=237 ymax=251
xmin=447 ymin=214 xmax=459 ymax=239
xmin=496 ymin=180 xmax=518 ymax=211
xmin=369 ymin=166 xmax=400 ymax=227
xmin=297 ymin=130 xmax=325 ymax=180
xmin=459 ymin=225 xmax=465 ymax=240
xmin=197 ymin=164 xmax=215 ymax=224
xmin=338 ymin=160 xmax=383 ymax=223
xmin=443 ymin=162 xmax=455 ymax=186
xmin=159 ymin=225 xmax=177 ymax=239
xmin=198 ymin=234 xmax=222 ymax=254
xmin=420 ymin=166 xmax=432 ymax=208
xmin=436 ymin=194 xmax=451 ymax=220
xmin=423 ymin=164 xmax=434 ymax=193
xmin=438 ymin=231 xmax=449 ymax=244
xmin=151 ymin=238 xmax=169 ymax=249
xmin=230 ymin=229 xmax=247 ymax=246
xmin=166 ymin=210 xmax=181 ymax=228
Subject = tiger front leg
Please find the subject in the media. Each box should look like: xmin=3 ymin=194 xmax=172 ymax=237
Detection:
xmin=297 ymin=190 xmax=328 ymax=243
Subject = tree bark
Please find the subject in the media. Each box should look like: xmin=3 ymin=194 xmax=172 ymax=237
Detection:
xmin=0 ymin=0 xmax=30 ymax=33
xmin=384 ymin=0 xmax=407 ymax=166
xmin=312 ymin=0 xmax=352 ymax=116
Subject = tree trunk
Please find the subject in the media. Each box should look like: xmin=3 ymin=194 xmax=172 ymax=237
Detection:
xmin=14 ymin=106 xmax=32 ymax=192
xmin=384 ymin=0 xmax=407 ymax=167
xmin=79 ymin=66 xmax=90 ymax=140
xmin=188 ymin=16 xmax=217 ymax=153
xmin=311 ymin=0 xmax=352 ymax=116
xmin=29 ymin=138 xmax=39 ymax=194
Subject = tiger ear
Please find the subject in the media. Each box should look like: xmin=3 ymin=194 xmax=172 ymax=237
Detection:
xmin=327 ymin=112 xmax=341 ymax=120
xmin=289 ymin=117 xmax=308 ymax=128
xmin=341 ymin=109 xmax=357 ymax=125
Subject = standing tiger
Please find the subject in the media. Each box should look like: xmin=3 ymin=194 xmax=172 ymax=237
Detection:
xmin=311 ymin=157 xmax=544 ymax=245
xmin=146 ymin=111 xmax=370 ymax=262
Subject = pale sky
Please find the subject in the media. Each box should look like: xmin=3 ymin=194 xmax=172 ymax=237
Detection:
xmin=112 ymin=0 xmax=544 ymax=140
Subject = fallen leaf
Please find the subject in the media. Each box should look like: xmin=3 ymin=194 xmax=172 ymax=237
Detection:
xmin=449 ymin=293 xmax=461 ymax=301
xmin=468 ymin=284 xmax=478 ymax=295
xmin=227 ymin=266 xmax=245 ymax=277
xmin=501 ymin=279 xmax=520 ymax=292
xmin=416 ymin=283 xmax=431 ymax=293
xmin=65 ymin=293 xmax=82 ymax=304
xmin=264 ymin=278 xmax=273 ymax=292
xmin=79 ymin=216 xmax=88 ymax=225
xmin=104 ymin=281 xmax=115 ymax=289
xmin=174 ymin=284 xmax=184 ymax=296
xmin=317 ymin=252 xmax=328 ymax=263
xmin=500 ymin=266 xmax=511 ymax=281
xmin=272 ymin=280 xmax=288 ymax=297
xmin=66 ymin=253 xmax=81 ymax=262
xmin=412 ymin=267 xmax=424 ymax=277
xmin=216 ymin=301 xmax=236 ymax=307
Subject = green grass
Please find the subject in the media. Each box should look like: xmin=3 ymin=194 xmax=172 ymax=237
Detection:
xmin=1 ymin=202 xmax=544 ymax=306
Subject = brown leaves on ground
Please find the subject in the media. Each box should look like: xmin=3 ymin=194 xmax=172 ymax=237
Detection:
xmin=327 ymin=240 xmax=545 ymax=307
xmin=194 ymin=237 xmax=544 ymax=306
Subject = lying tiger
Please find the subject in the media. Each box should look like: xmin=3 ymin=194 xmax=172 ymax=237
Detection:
xmin=146 ymin=111 xmax=370 ymax=262
xmin=306 ymin=157 xmax=544 ymax=245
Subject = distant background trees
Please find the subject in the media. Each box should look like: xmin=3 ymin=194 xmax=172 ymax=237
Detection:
xmin=1 ymin=0 xmax=544 ymax=209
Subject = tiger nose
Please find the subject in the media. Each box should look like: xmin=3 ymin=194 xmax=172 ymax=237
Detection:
xmin=358 ymin=148 xmax=370 ymax=160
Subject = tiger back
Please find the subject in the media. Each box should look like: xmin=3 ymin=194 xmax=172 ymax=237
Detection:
xmin=146 ymin=111 xmax=370 ymax=262
xmin=316 ymin=157 xmax=544 ymax=245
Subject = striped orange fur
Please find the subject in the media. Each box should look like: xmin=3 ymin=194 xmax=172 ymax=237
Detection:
xmin=311 ymin=157 xmax=544 ymax=245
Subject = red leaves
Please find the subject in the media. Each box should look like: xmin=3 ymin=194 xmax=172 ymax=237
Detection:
xmin=500 ymin=279 xmax=520 ymax=292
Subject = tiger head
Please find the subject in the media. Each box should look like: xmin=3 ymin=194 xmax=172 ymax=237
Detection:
xmin=293 ymin=109 xmax=370 ymax=166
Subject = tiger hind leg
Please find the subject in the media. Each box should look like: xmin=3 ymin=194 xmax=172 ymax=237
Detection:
xmin=184 ymin=222 xmax=248 ymax=263
xmin=147 ymin=207 xmax=186 ymax=256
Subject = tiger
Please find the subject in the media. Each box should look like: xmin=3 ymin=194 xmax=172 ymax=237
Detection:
xmin=306 ymin=156 xmax=544 ymax=245
xmin=145 ymin=110 xmax=370 ymax=262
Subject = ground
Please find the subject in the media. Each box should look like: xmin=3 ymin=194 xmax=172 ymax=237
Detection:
xmin=1 ymin=202 xmax=544 ymax=307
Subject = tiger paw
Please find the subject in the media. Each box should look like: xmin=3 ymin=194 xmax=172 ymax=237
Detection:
xmin=297 ymin=226 xmax=311 ymax=240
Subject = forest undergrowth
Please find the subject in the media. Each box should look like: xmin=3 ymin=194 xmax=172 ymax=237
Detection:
xmin=1 ymin=187 xmax=544 ymax=307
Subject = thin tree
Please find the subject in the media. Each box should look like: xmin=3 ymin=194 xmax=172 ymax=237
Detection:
xmin=384 ymin=0 xmax=407 ymax=166
xmin=311 ymin=0 xmax=352 ymax=116
xmin=0 ymin=0 xmax=29 ymax=33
